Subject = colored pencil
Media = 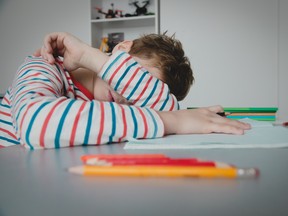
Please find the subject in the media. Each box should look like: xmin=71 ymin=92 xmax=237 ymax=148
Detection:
xmin=84 ymin=158 xmax=233 ymax=168
xmin=81 ymin=154 xmax=168 ymax=163
xmin=90 ymin=160 xmax=226 ymax=167
xmin=68 ymin=165 xmax=259 ymax=178
xmin=83 ymin=157 xmax=198 ymax=164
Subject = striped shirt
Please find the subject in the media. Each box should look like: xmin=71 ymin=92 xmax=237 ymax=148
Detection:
xmin=0 ymin=51 xmax=179 ymax=149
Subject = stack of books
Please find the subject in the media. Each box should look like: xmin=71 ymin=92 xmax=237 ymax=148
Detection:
xmin=224 ymin=107 xmax=278 ymax=121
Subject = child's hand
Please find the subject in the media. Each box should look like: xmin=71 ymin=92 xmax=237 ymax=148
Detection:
xmin=159 ymin=105 xmax=251 ymax=135
xmin=34 ymin=32 xmax=109 ymax=73
xmin=33 ymin=32 xmax=91 ymax=71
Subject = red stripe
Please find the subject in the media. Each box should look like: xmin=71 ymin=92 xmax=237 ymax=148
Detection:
xmin=18 ymin=64 xmax=62 ymax=85
xmin=169 ymin=96 xmax=175 ymax=111
xmin=0 ymin=111 xmax=11 ymax=117
xmin=14 ymin=92 xmax=44 ymax=115
xmin=20 ymin=82 xmax=57 ymax=95
xmin=39 ymin=98 xmax=66 ymax=147
xmin=75 ymin=94 xmax=90 ymax=101
xmin=133 ymin=76 xmax=153 ymax=104
xmin=14 ymin=87 xmax=55 ymax=107
xmin=18 ymin=72 xmax=42 ymax=82
xmin=118 ymin=105 xmax=127 ymax=142
xmin=108 ymin=56 xmax=132 ymax=85
xmin=0 ymin=128 xmax=18 ymax=139
xmin=20 ymin=101 xmax=38 ymax=134
xmin=17 ymin=72 xmax=59 ymax=93
xmin=96 ymin=102 xmax=105 ymax=144
xmin=3 ymin=96 xmax=10 ymax=104
xmin=151 ymin=82 xmax=164 ymax=109
xmin=136 ymin=107 xmax=148 ymax=138
xmin=120 ymin=67 xmax=140 ymax=95
xmin=70 ymin=101 xmax=87 ymax=147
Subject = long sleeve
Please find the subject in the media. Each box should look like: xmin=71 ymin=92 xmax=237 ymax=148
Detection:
xmin=0 ymin=56 xmax=164 ymax=149
xmin=99 ymin=51 xmax=179 ymax=111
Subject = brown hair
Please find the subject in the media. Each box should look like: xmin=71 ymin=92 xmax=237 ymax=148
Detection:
xmin=128 ymin=32 xmax=194 ymax=101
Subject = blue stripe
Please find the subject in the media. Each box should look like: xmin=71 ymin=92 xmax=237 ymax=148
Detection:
xmin=128 ymin=106 xmax=138 ymax=138
xmin=15 ymin=86 xmax=26 ymax=97
xmin=0 ymin=119 xmax=13 ymax=126
xmin=145 ymin=108 xmax=158 ymax=138
xmin=126 ymin=71 xmax=149 ymax=100
xmin=114 ymin=62 xmax=137 ymax=91
xmin=18 ymin=69 xmax=34 ymax=79
xmin=17 ymin=78 xmax=51 ymax=86
xmin=159 ymin=94 xmax=169 ymax=111
xmin=83 ymin=102 xmax=94 ymax=145
xmin=25 ymin=101 xmax=50 ymax=150
xmin=101 ymin=52 xmax=125 ymax=80
xmin=18 ymin=68 xmax=50 ymax=79
xmin=14 ymin=92 xmax=36 ymax=109
xmin=16 ymin=104 xmax=27 ymax=124
xmin=0 ymin=103 xmax=11 ymax=109
xmin=0 ymin=136 xmax=20 ymax=145
xmin=109 ymin=103 xmax=116 ymax=143
xmin=55 ymin=100 xmax=76 ymax=148
xmin=54 ymin=62 xmax=64 ymax=73
xmin=141 ymin=79 xmax=159 ymax=107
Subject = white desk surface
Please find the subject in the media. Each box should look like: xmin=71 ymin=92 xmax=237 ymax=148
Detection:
xmin=1 ymin=144 xmax=288 ymax=216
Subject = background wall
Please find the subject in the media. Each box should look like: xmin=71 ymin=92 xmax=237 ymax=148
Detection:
xmin=0 ymin=0 xmax=90 ymax=94
xmin=0 ymin=0 xmax=287 ymax=120
xmin=160 ymin=0 xmax=287 ymax=120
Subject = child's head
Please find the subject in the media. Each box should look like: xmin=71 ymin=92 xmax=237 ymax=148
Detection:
xmin=113 ymin=32 xmax=194 ymax=101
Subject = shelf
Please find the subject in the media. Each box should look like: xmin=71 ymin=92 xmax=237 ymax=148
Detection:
xmin=91 ymin=15 xmax=156 ymax=23
xmin=90 ymin=0 xmax=159 ymax=49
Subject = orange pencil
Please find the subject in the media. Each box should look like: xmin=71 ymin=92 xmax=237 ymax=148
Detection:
xmin=68 ymin=165 xmax=259 ymax=179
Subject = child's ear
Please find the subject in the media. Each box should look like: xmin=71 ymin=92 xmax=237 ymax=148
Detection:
xmin=112 ymin=40 xmax=133 ymax=53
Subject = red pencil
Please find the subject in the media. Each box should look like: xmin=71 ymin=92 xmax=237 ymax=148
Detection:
xmin=81 ymin=154 xmax=168 ymax=163
xmin=92 ymin=159 xmax=222 ymax=167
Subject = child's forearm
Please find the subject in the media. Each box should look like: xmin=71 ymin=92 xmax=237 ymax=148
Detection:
xmin=99 ymin=51 xmax=179 ymax=111
xmin=79 ymin=45 xmax=109 ymax=74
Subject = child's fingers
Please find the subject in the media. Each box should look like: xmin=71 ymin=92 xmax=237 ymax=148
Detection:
xmin=213 ymin=116 xmax=251 ymax=130
xmin=210 ymin=123 xmax=245 ymax=135
xmin=33 ymin=48 xmax=41 ymax=57
xmin=206 ymin=105 xmax=224 ymax=113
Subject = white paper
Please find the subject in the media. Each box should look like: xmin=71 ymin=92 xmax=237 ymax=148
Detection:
xmin=125 ymin=119 xmax=288 ymax=149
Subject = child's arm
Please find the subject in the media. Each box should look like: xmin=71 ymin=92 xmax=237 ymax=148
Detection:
xmin=12 ymin=56 xmax=164 ymax=149
xmin=99 ymin=51 xmax=178 ymax=111
xmin=35 ymin=32 xmax=179 ymax=111
xmin=10 ymin=56 xmax=249 ymax=149
xmin=158 ymin=106 xmax=251 ymax=135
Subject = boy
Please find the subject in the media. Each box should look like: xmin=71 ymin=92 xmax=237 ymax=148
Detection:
xmin=0 ymin=32 xmax=250 ymax=149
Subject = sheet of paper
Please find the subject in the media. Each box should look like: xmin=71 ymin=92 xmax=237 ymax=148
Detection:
xmin=125 ymin=119 xmax=288 ymax=149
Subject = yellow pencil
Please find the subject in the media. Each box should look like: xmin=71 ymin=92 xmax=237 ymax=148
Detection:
xmin=68 ymin=165 xmax=259 ymax=179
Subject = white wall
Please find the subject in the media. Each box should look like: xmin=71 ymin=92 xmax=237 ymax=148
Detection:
xmin=0 ymin=0 xmax=90 ymax=94
xmin=161 ymin=0 xmax=287 ymax=120
xmin=278 ymin=0 xmax=288 ymax=121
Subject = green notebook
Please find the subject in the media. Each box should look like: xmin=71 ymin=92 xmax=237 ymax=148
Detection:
xmin=223 ymin=107 xmax=278 ymax=113
xmin=188 ymin=107 xmax=278 ymax=113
